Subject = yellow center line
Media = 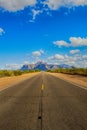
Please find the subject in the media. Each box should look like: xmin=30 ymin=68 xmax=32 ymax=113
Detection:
xmin=41 ymin=84 xmax=44 ymax=91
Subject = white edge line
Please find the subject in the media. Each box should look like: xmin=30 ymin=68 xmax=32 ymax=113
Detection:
xmin=0 ymin=78 xmax=28 ymax=93
xmin=0 ymin=86 xmax=13 ymax=92
xmin=51 ymin=74 xmax=87 ymax=90
xmin=0 ymin=74 xmax=38 ymax=93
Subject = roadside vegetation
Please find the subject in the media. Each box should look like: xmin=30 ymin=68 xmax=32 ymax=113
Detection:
xmin=0 ymin=70 xmax=40 ymax=78
xmin=47 ymin=68 xmax=87 ymax=76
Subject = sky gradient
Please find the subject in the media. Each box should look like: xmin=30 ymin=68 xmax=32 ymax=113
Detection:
xmin=0 ymin=0 xmax=87 ymax=69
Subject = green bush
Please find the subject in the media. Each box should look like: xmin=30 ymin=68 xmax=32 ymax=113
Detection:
xmin=13 ymin=70 xmax=22 ymax=76
xmin=47 ymin=68 xmax=87 ymax=76
xmin=0 ymin=69 xmax=40 ymax=78
xmin=0 ymin=70 xmax=13 ymax=77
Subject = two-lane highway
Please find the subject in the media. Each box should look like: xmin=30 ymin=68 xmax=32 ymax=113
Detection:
xmin=0 ymin=72 xmax=87 ymax=130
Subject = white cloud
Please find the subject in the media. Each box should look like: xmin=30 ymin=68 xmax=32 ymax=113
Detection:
xmin=70 ymin=37 xmax=87 ymax=47
xmin=70 ymin=49 xmax=80 ymax=54
xmin=54 ymin=54 xmax=64 ymax=60
xmin=32 ymin=49 xmax=44 ymax=57
xmin=5 ymin=64 xmax=22 ymax=70
xmin=32 ymin=9 xmax=42 ymax=20
xmin=54 ymin=37 xmax=87 ymax=47
xmin=43 ymin=0 xmax=87 ymax=10
xmin=48 ymin=54 xmax=64 ymax=60
xmin=29 ymin=9 xmax=43 ymax=22
xmin=0 ymin=0 xmax=87 ymax=12
xmin=48 ymin=53 xmax=87 ymax=67
xmin=72 ymin=0 xmax=87 ymax=6
xmin=32 ymin=51 xmax=41 ymax=57
xmin=43 ymin=0 xmax=64 ymax=10
xmin=82 ymin=55 xmax=87 ymax=60
xmin=0 ymin=0 xmax=36 ymax=11
xmin=23 ymin=61 xmax=30 ymax=64
xmin=0 ymin=27 xmax=5 ymax=35
xmin=54 ymin=40 xmax=68 ymax=47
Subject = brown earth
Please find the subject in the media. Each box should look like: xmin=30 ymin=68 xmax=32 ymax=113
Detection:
xmin=49 ymin=72 xmax=87 ymax=89
xmin=0 ymin=72 xmax=39 ymax=91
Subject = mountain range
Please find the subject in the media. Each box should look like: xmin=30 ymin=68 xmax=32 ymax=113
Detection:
xmin=21 ymin=61 xmax=74 ymax=71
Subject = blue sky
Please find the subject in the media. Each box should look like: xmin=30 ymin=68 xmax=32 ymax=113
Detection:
xmin=0 ymin=0 xmax=87 ymax=69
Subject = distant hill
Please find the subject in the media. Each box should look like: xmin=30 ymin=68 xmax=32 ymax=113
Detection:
xmin=21 ymin=64 xmax=35 ymax=70
xmin=58 ymin=64 xmax=74 ymax=69
xmin=21 ymin=61 xmax=74 ymax=71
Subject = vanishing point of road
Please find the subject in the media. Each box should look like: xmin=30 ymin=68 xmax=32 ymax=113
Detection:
xmin=0 ymin=72 xmax=87 ymax=130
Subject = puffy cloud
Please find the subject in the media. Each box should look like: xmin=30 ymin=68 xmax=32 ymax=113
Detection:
xmin=48 ymin=53 xmax=87 ymax=67
xmin=0 ymin=0 xmax=87 ymax=20
xmin=0 ymin=27 xmax=5 ymax=35
xmin=0 ymin=0 xmax=87 ymax=12
xmin=32 ymin=49 xmax=44 ymax=57
xmin=43 ymin=0 xmax=87 ymax=10
xmin=72 ymin=0 xmax=87 ymax=6
xmin=54 ymin=37 xmax=87 ymax=47
xmin=70 ymin=49 xmax=80 ymax=54
xmin=32 ymin=51 xmax=41 ymax=57
xmin=69 ymin=37 xmax=87 ymax=47
xmin=82 ymin=55 xmax=87 ymax=60
xmin=54 ymin=40 xmax=68 ymax=47
xmin=48 ymin=54 xmax=64 ymax=60
xmin=0 ymin=0 xmax=36 ymax=11
xmin=54 ymin=54 xmax=64 ymax=60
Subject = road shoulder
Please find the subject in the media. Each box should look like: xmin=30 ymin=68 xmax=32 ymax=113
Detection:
xmin=0 ymin=72 xmax=39 ymax=91
xmin=48 ymin=72 xmax=87 ymax=90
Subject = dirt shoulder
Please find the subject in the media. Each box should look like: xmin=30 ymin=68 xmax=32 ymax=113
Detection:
xmin=0 ymin=72 xmax=39 ymax=91
xmin=49 ymin=72 xmax=87 ymax=89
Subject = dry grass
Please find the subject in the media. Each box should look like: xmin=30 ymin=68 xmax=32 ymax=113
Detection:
xmin=0 ymin=72 xmax=39 ymax=91
xmin=49 ymin=73 xmax=87 ymax=89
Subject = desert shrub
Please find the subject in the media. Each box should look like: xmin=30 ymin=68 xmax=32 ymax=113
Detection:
xmin=0 ymin=69 xmax=40 ymax=78
xmin=13 ymin=70 xmax=22 ymax=76
xmin=0 ymin=70 xmax=13 ymax=77
xmin=47 ymin=68 xmax=87 ymax=76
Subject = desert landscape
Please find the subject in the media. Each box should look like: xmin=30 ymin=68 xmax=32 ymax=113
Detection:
xmin=0 ymin=72 xmax=39 ymax=91
xmin=0 ymin=1 xmax=87 ymax=129
xmin=0 ymin=72 xmax=87 ymax=92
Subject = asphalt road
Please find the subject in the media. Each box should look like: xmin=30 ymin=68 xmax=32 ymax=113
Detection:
xmin=0 ymin=72 xmax=87 ymax=130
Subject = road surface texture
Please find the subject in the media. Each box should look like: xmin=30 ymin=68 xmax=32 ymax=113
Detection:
xmin=0 ymin=72 xmax=87 ymax=130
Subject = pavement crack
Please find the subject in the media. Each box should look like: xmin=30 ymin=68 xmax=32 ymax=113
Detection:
xmin=37 ymin=91 xmax=43 ymax=130
xmin=37 ymin=74 xmax=44 ymax=130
